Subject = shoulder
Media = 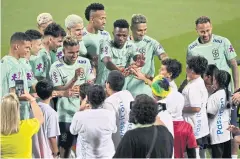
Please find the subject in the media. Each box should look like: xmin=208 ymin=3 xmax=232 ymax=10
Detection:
xmin=51 ymin=60 xmax=64 ymax=69
xmin=142 ymin=35 xmax=155 ymax=44
xmin=188 ymin=38 xmax=199 ymax=51
xmin=20 ymin=118 xmax=40 ymax=129
xmin=100 ymin=30 xmax=110 ymax=37
xmin=212 ymin=34 xmax=229 ymax=44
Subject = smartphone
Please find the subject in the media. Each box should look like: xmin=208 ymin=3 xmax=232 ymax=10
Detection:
xmin=15 ymin=80 xmax=24 ymax=97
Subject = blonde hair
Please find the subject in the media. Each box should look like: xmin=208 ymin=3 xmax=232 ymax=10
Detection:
xmin=63 ymin=35 xmax=79 ymax=47
xmin=1 ymin=93 xmax=20 ymax=135
xmin=131 ymin=14 xmax=147 ymax=26
xmin=65 ymin=14 xmax=83 ymax=29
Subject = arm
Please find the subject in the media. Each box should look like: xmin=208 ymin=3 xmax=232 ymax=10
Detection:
xmin=21 ymin=92 xmax=44 ymax=124
xmin=229 ymin=58 xmax=239 ymax=91
xmin=158 ymin=53 xmax=168 ymax=61
xmin=183 ymin=107 xmax=201 ymax=113
xmin=103 ymin=57 xmax=123 ymax=72
xmin=48 ymin=137 xmax=59 ymax=157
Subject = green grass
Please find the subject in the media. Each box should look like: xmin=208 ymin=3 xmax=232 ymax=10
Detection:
xmin=2 ymin=0 xmax=240 ymax=85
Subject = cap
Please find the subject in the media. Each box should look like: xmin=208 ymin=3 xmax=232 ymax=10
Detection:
xmin=37 ymin=13 xmax=53 ymax=25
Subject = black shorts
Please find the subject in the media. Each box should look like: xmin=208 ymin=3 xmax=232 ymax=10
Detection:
xmin=58 ymin=122 xmax=77 ymax=149
xmin=210 ymin=140 xmax=231 ymax=158
xmin=231 ymin=106 xmax=240 ymax=137
xmin=196 ymin=135 xmax=209 ymax=149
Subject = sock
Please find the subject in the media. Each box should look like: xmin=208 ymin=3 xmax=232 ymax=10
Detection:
xmin=232 ymin=155 xmax=238 ymax=159
xmin=199 ymin=149 xmax=206 ymax=158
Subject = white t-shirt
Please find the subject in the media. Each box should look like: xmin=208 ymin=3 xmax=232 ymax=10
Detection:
xmin=182 ymin=77 xmax=209 ymax=139
xmin=169 ymin=80 xmax=178 ymax=92
xmin=157 ymin=110 xmax=174 ymax=137
xmin=103 ymin=90 xmax=134 ymax=149
xmin=207 ymin=89 xmax=231 ymax=145
xmin=70 ymin=109 xmax=117 ymax=159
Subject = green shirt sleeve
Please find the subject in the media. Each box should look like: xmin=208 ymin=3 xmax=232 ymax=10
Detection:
xmin=153 ymin=40 xmax=165 ymax=56
xmin=33 ymin=54 xmax=47 ymax=78
xmin=49 ymin=65 xmax=63 ymax=87
xmin=223 ymin=38 xmax=237 ymax=61
xmin=85 ymin=59 xmax=95 ymax=81
xmin=100 ymin=41 xmax=112 ymax=61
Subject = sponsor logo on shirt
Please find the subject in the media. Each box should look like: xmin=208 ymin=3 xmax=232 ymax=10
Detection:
xmin=138 ymin=48 xmax=146 ymax=55
xmin=36 ymin=63 xmax=43 ymax=71
xmin=229 ymin=45 xmax=235 ymax=53
xmin=78 ymin=60 xmax=86 ymax=64
xmin=212 ymin=48 xmax=220 ymax=60
xmin=217 ymin=98 xmax=225 ymax=134
xmin=11 ymin=72 xmax=21 ymax=81
xmin=52 ymin=71 xmax=58 ymax=83
xmin=143 ymin=39 xmax=151 ymax=43
xmin=57 ymin=51 xmax=63 ymax=59
xmin=56 ymin=63 xmax=64 ymax=68
xmin=189 ymin=43 xmax=198 ymax=50
xmin=26 ymin=72 xmax=33 ymax=80
xmin=100 ymin=31 xmax=108 ymax=36
xmin=213 ymin=39 xmax=222 ymax=43
xmin=82 ymin=31 xmax=87 ymax=36
xmin=126 ymin=44 xmax=133 ymax=49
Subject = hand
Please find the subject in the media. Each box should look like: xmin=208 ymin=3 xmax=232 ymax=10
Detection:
xmin=130 ymin=68 xmax=146 ymax=81
xmin=87 ymin=80 xmax=94 ymax=85
xmin=19 ymin=91 xmax=35 ymax=101
xmin=62 ymin=89 xmax=74 ymax=97
xmin=74 ymin=68 xmax=84 ymax=81
xmin=71 ymin=85 xmax=80 ymax=97
xmin=52 ymin=91 xmax=58 ymax=98
xmin=232 ymin=92 xmax=240 ymax=105
xmin=227 ymin=125 xmax=240 ymax=134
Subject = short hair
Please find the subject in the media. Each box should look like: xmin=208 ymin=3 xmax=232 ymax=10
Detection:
xmin=37 ymin=13 xmax=53 ymax=25
xmin=1 ymin=93 xmax=20 ymax=135
xmin=65 ymin=14 xmax=83 ymax=29
xmin=85 ymin=3 xmax=104 ymax=21
xmin=205 ymin=64 xmax=218 ymax=77
xmin=162 ymin=59 xmax=182 ymax=80
xmin=79 ymin=83 xmax=91 ymax=100
xmin=113 ymin=19 xmax=129 ymax=29
xmin=129 ymin=94 xmax=158 ymax=125
xmin=131 ymin=14 xmax=147 ymax=26
xmin=187 ymin=56 xmax=208 ymax=75
xmin=63 ymin=35 xmax=79 ymax=48
xmin=87 ymin=85 xmax=106 ymax=108
xmin=195 ymin=16 xmax=211 ymax=25
xmin=10 ymin=32 xmax=31 ymax=44
xmin=107 ymin=70 xmax=125 ymax=91
xmin=36 ymin=80 xmax=54 ymax=100
xmin=44 ymin=23 xmax=66 ymax=38
xmin=25 ymin=29 xmax=42 ymax=40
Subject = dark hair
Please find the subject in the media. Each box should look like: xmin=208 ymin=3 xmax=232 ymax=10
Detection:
xmin=80 ymin=83 xmax=91 ymax=100
xmin=162 ymin=59 xmax=182 ymax=80
xmin=113 ymin=19 xmax=129 ymax=29
xmin=44 ymin=23 xmax=66 ymax=38
xmin=85 ymin=3 xmax=104 ymax=21
xmin=195 ymin=16 xmax=211 ymax=25
xmin=213 ymin=70 xmax=231 ymax=108
xmin=25 ymin=29 xmax=42 ymax=40
xmin=205 ymin=64 xmax=218 ymax=76
xmin=187 ymin=56 xmax=208 ymax=75
xmin=36 ymin=80 xmax=54 ymax=100
xmin=87 ymin=85 xmax=106 ymax=108
xmin=129 ymin=94 xmax=158 ymax=124
xmin=10 ymin=32 xmax=31 ymax=44
xmin=107 ymin=70 xmax=125 ymax=91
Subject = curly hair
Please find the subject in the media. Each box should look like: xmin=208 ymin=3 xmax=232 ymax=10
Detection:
xmin=205 ymin=64 xmax=218 ymax=76
xmin=44 ymin=23 xmax=66 ymax=38
xmin=63 ymin=35 xmax=79 ymax=47
xmin=85 ymin=3 xmax=104 ymax=21
xmin=187 ymin=56 xmax=208 ymax=75
xmin=25 ymin=29 xmax=42 ymax=40
xmin=87 ymin=85 xmax=106 ymax=108
xmin=162 ymin=58 xmax=182 ymax=80
xmin=129 ymin=94 xmax=158 ymax=125
xmin=107 ymin=70 xmax=125 ymax=91
xmin=113 ymin=19 xmax=129 ymax=29
xmin=36 ymin=80 xmax=53 ymax=100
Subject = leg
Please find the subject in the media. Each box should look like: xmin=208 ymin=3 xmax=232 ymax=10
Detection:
xmin=222 ymin=140 xmax=232 ymax=158
xmin=211 ymin=143 xmax=224 ymax=158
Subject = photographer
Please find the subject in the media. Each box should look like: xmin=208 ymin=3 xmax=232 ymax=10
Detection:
xmin=114 ymin=94 xmax=173 ymax=158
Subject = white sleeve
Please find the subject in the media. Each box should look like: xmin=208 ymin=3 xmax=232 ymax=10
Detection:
xmin=207 ymin=94 xmax=219 ymax=115
xmin=70 ymin=113 xmax=82 ymax=135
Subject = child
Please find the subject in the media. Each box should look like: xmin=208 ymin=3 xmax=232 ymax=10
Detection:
xmin=32 ymin=80 xmax=60 ymax=158
xmin=207 ymin=70 xmax=231 ymax=158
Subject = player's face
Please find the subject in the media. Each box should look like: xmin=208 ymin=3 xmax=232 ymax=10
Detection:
xmin=63 ymin=45 xmax=79 ymax=64
xmin=196 ymin=22 xmax=212 ymax=43
xmin=50 ymin=36 xmax=63 ymax=50
xmin=17 ymin=41 xmax=31 ymax=58
xmin=92 ymin=10 xmax=106 ymax=30
xmin=113 ymin=28 xmax=129 ymax=48
xmin=159 ymin=65 xmax=171 ymax=79
xmin=68 ymin=23 xmax=84 ymax=40
xmin=31 ymin=39 xmax=43 ymax=55
xmin=131 ymin=23 xmax=147 ymax=41
xmin=203 ymin=74 xmax=213 ymax=86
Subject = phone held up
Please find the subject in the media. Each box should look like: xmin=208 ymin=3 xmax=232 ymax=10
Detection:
xmin=15 ymin=80 xmax=24 ymax=97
